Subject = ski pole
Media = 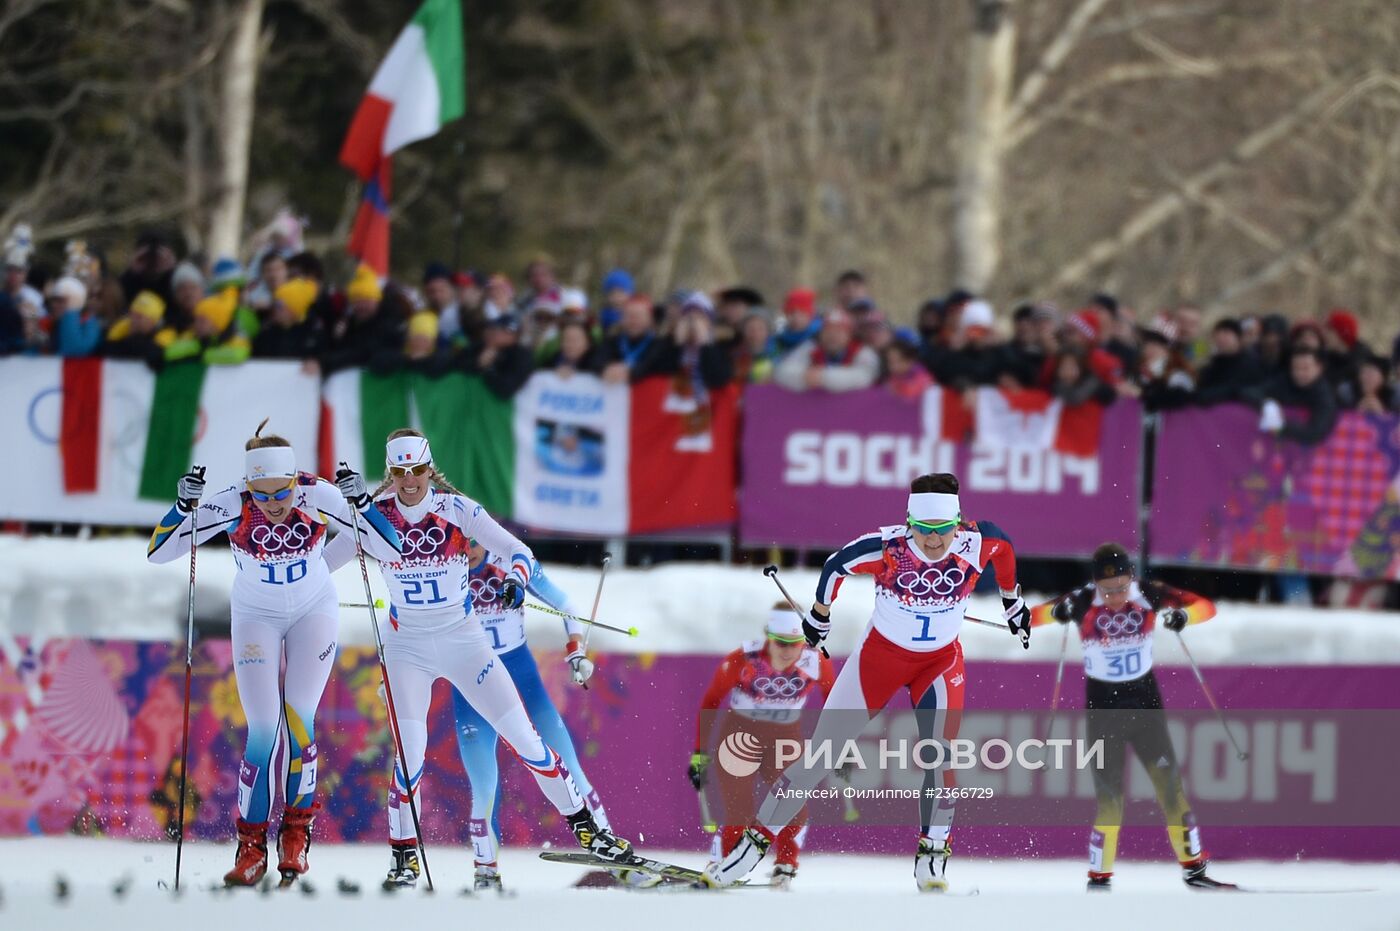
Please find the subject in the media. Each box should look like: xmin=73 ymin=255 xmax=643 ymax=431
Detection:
xmin=1176 ymin=631 xmax=1249 ymax=761
xmin=963 ymin=613 xmax=1018 ymax=634
xmin=828 ymin=767 xmax=860 ymax=822
xmin=342 ymin=463 xmax=434 ymax=891
xmin=173 ymin=465 xmax=205 ymax=893
xmin=340 ymin=598 xmax=386 ymax=609
xmin=577 ymin=553 xmax=612 ymax=691
xmin=1044 ymin=623 xmax=1071 ymax=741
xmin=697 ymin=788 xmax=717 ymax=834
xmin=762 ymin=565 xmax=828 ymax=658
xmin=526 ymin=601 xmax=638 ymax=637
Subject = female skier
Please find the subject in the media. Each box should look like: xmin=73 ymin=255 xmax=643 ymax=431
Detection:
xmin=148 ymin=420 xmax=401 ymax=886
xmin=702 ymin=472 xmax=1031 ymax=892
xmin=321 ymin=429 xmax=637 ymax=889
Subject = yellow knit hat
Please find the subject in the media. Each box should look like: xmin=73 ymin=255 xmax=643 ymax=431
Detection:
xmin=346 ymin=264 xmax=382 ymax=303
xmin=195 ymin=288 xmax=237 ymax=332
xmin=274 ymin=278 xmax=319 ymax=322
xmin=131 ymin=290 xmax=166 ymax=321
xmin=407 ymin=310 xmax=439 ymax=341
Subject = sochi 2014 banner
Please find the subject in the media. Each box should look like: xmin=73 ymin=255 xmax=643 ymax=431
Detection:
xmin=3 ymin=637 xmax=1397 ymax=860
xmin=739 ymin=385 xmax=1143 ymax=556
xmin=1152 ymin=405 xmax=1400 ymax=580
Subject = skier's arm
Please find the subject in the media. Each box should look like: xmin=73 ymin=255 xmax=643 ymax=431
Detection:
xmin=321 ymin=528 xmax=357 ymax=573
xmin=815 ymin=532 xmax=886 ymax=607
xmin=1143 ymin=580 xmax=1216 ymax=629
xmin=146 ymin=485 xmax=241 ymax=563
xmin=695 ymin=650 xmax=744 ymax=750
xmin=975 ymin=520 xmax=1020 ymax=596
xmin=319 ymin=480 xmax=401 ymax=562
xmin=458 ymin=497 xmax=533 ymax=585
xmin=815 ymin=654 xmax=837 ymax=700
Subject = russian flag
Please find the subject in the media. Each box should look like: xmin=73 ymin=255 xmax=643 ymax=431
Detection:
xmin=347 ymin=159 xmax=392 ymax=278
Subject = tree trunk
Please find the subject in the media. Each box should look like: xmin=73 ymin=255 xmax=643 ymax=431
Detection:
xmin=206 ymin=0 xmax=265 ymax=260
xmin=953 ymin=0 xmax=1016 ymax=294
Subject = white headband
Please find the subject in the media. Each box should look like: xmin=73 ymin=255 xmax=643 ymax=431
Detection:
xmin=245 ymin=446 xmax=297 ymax=483
xmin=386 ymin=435 xmax=433 ymax=468
xmin=908 ymin=491 xmax=960 ymax=523
xmin=765 ymin=609 xmax=805 ymax=642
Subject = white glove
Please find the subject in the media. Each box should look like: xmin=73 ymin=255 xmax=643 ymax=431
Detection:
xmin=1259 ymin=400 xmax=1284 ymax=433
xmin=566 ymin=638 xmax=595 ymax=686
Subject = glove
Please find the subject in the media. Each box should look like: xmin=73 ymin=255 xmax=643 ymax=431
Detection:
xmin=1161 ymin=607 xmax=1189 ymax=632
xmin=688 ymin=751 xmax=710 ymax=790
xmin=1259 ymin=399 xmax=1284 ymax=433
xmin=1002 ymin=586 xmax=1031 ymax=650
xmin=565 ymin=636 xmax=595 ymax=686
xmin=803 ymin=604 xmax=832 ymax=650
xmin=176 ymin=467 xmax=206 ymax=513
xmin=1050 ymin=596 xmax=1076 ymax=624
xmin=501 ymin=577 xmax=525 ymax=610
xmin=334 ymin=465 xmax=371 ymax=511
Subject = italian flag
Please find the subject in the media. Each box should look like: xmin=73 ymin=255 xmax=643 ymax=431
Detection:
xmin=339 ymin=0 xmax=465 ymax=275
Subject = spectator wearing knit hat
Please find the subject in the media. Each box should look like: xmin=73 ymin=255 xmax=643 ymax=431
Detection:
xmin=1195 ymin=318 xmax=1265 ymax=406
xmin=656 ymin=291 xmax=734 ymax=388
xmin=1039 ymin=309 xmax=1123 ymax=394
xmin=169 ymin=260 xmax=205 ymax=333
xmin=322 ymin=269 xmax=404 ymax=375
xmin=1322 ymin=308 xmax=1368 ymax=405
xmin=166 ymin=288 xmax=252 ymax=366
xmin=103 ymin=290 xmax=176 ymax=369
xmin=599 ymin=268 xmax=635 ymax=334
xmin=775 ymin=287 xmax=822 ymax=354
xmin=774 ymin=307 xmax=880 ymax=392
xmin=50 ymin=276 xmax=101 ymax=357
xmin=252 ymin=278 xmax=323 ymax=359
xmin=921 ymin=298 xmax=1003 ymax=391
xmin=715 ymin=285 xmax=764 ymax=352
xmin=1125 ymin=316 xmax=1195 ymax=411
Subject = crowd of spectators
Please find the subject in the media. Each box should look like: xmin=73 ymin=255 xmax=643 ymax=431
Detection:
xmin=3 ymin=218 xmax=1398 ymax=444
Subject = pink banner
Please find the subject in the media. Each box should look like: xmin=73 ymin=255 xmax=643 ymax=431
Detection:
xmin=739 ymin=385 xmax=1143 ymax=556
xmin=1153 ymin=405 xmax=1400 ymax=579
xmin=1 ymin=638 xmax=1395 ymax=860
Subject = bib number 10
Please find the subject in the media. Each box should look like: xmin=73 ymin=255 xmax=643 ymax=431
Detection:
xmin=260 ymin=560 xmax=307 ymax=585
xmin=403 ymin=579 xmax=447 ymax=605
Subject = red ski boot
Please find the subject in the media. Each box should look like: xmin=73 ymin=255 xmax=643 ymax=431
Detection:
xmin=223 ymin=819 xmax=269 ymax=887
xmin=276 ymin=806 xmax=317 ymax=886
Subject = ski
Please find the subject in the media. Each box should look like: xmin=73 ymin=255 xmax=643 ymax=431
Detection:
xmin=539 ymin=850 xmax=704 ymax=883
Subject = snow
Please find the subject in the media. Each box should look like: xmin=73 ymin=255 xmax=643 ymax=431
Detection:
xmin=3 ymin=535 xmax=1400 ymax=665
xmin=0 ymin=838 xmax=1396 ymax=930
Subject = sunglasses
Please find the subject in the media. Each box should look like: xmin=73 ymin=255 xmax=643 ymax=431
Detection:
xmin=767 ymin=632 xmax=806 ymax=645
xmin=908 ymin=515 xmax=959 ymax=536
xmin=390 ymin=463 xmax=431 ymax=477
xmin=1099 ymin=581 xmax=1133 ymax=595
xmin=248 ymin=478 xmax=295 ymax=502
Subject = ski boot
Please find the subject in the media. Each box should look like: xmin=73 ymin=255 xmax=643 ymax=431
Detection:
xmin=276 ymin=806 xmax=316 ymax=886
xmin=1087 ymin=871 xmax=1112 ymax=892
xmin=1182 ymin=856 xmax=1236 ymax=890
xmin=699 ymin=827 xmax=770 ymax=888
xmin=473 ymin=865 xmax=504 ymax=893
xmin=914 ymin=836 xmax=951 ymax=892
xmin=223 ymin=819 xmax=269 ymax=887
xmin=566 ymin=807 xmax=638 ymax=864
xmin=770 ymin=864 xmax=797 ymax=890
xmin=382 ymin=843 xmax=420 ymax=890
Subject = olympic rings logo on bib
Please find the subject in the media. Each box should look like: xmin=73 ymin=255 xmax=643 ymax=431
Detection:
xmin=468 ymin=577 xmax=501 ymax=605
xmin=1095 ymin=610 xmax=1146 ymax=636
xmin=250 ymin=522 xmax=312 ymax=554
xmin=896 ymin=566 xmax=966 ymax=599
xmin=751 ymin=675 xmax=805 ymax=699
xmin=401 ymin=526 xmax=448 ymax=558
